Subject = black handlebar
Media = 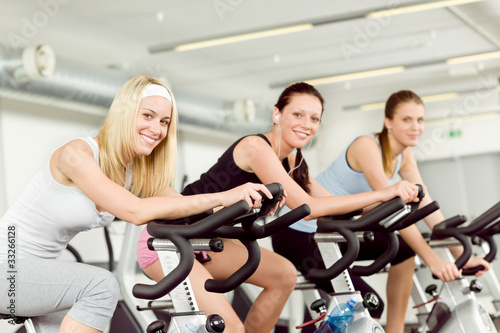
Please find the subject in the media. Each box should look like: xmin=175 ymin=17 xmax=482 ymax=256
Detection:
xmin=463 ymin=219 xmax=500 ymax=275
xmin=206 ymin=203 xmax=310 ymax=292
xmin=462 ymin=232 xmax=497 ymax=275
xmin=153 ymin=209 xmax=214 ymax=226
xmin=255 ymin=182 xmax=284 ymax=217
xmin=132 ymin=200 xmax=250 ymax=300
xmin=359 ymin=197 xmax=440 ymax=275
xmin=320 ymin=209 xmax=363 ymax=221
xmin=205 ymin=239 xmax=260 ymax=292
xmin=316 ymin=197 xmax=406 ymax=233
xmin=352 ymin=232 xmax=399 ymax=276
xmin=258 ymin=204 xmax=311 ymax=236
xmin=308 ymin=197 xmax=406 ymax=281
xmin=460 ymin=201 xmax=500 ymax=275
xmin=309 ymin=184 xmax=439 ymax=280
xmin=146 ymin=200 xmax=250 ymax=239
xmin=199 ymin=183 xmax=308 ymax=293
xmin=133 ymin=182 xmax=311 ymax=299
xmin=438 ymin=215 xmax=467 ymax=229
xmin=388 ymin=201 xmax=440 ymax=232
xmin=227 ymin=183 xmax=284 ymax=228
xmin=383 ymin=184 xmax=425 ymax=231
xmin=308 ymin=227 xmax=360 ymax=281
xmin=220 ymin=204 xmax=311 ymax=239
xmin=430 ymin=201 xmax=500 ymax=275
xmin=432 ymin=218 xmax=472 ymax=271
xmin=461 ymin=201 xmax=500 ymax=235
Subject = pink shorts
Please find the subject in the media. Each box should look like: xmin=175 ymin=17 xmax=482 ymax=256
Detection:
xmin=136 ymin=226 xmax=209 ymax=269
xmin=137 ymin=227 xmax=159 ymax=269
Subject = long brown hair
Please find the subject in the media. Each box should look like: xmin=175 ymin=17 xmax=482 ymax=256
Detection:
xmin=378 ymin=90 xmax=423 ymax=174
xmin=275 ymin=82 xmax=324 ymax=193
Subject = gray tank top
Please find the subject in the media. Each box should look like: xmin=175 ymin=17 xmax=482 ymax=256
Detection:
xmin=0 ymin=137 xmax=116 ymax=261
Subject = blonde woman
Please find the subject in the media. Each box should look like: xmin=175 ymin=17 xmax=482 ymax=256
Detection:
xmin=0 ymin=75 xmax=272 ymax=333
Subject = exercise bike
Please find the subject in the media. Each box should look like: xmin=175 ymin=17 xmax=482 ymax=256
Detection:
xmin=410 ymin=201 xmax=500 ymax=333
xmin=298 ymin=186 xmax=440 ymax=332
xmin=113 ymin=182 xmax=311 ymax=332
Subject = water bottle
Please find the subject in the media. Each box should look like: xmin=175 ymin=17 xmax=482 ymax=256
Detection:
xmin=315 ymin=299 xmax=356 ymax=333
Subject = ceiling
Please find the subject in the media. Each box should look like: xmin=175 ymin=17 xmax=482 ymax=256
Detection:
xmin=1 ymin=0 xmax=500 ymax=114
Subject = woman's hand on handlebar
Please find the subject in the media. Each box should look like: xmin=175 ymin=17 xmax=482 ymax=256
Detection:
xmin=463 ymin=256 xmax=493 ymax=277
xmin=428 ymin=258 xmax=461 ymax=282
xmin=268 ymin=190 xmax=287 ymax=216
xmin=221 ymin=182 xmax=273 ymax=210
xmin=378 ymin=180 xmax=419 ymax=203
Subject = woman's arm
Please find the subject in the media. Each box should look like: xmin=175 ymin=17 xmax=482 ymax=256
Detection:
xmin=398 ymin=147 xmax=445 ymax=228
xmin=347 ymin=137 xmax=462 ymax=280
xmin=351 ymin=137 xmax=489 ymax=276
xmin=234 ymin=136 xmax=417 ymax=220
xmin=399 ymin=148 xmax=492 ymax=273
xmin=350 ymin=138 xmax=444 ymax=240
xmin=52 ymin=139 xmax=272 ymax=225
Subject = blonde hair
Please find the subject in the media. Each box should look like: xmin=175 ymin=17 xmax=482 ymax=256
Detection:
xmin=378 ymin=90 xmax=423 ymax=174
xmin=97 ymin=75 xmax=178 ymax=198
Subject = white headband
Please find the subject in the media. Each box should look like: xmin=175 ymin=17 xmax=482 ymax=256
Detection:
xmin=141 ymin=84 xmax=172 ymax=104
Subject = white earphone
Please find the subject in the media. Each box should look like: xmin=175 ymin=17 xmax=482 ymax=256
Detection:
xmin=274 ymin=113 xmax=280 ymax=124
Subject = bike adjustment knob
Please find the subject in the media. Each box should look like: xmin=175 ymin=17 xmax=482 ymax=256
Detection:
xmin=471 ymin=236 xmax=482 ymax=246
xmin=311 ymin=299 xmax=327 ymax=314
xmin=206 ymin=314 xmax=225 ymax=332
xmin=363 ymin=292 xmax=380 ymax=310
xmin=425 ymin=284 xmax=438 ymax=297
xmin=470 ymin=279 xmax=483 ymax=293
xmin=146 ymin=320 xmax=167 ymax=333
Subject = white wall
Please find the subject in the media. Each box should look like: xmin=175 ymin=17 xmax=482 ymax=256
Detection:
xmin=417 ymin=152 xmax=500 ymax=218
xmin=0 ymin=98 xmax=103 ymax=209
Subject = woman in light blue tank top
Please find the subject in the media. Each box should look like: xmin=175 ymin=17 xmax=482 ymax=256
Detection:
xmin=275 ymin=90 xmax=492 ymax=333
xmin=316 ymin=135 xmax=402 ymax=197
xmin=329 ymin=91 xmax=491 ymax=332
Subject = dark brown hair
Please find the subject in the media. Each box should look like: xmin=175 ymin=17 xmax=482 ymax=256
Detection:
xmin=274 ymin=82 xmax=324 ymax=193
xmin=378 ymin=90 xmax=423 ymax=174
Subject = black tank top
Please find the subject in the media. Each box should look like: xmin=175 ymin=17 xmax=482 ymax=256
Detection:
xmin=182 ymin=134 xmax=290 ymax=195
